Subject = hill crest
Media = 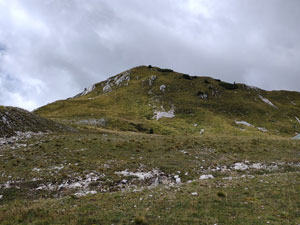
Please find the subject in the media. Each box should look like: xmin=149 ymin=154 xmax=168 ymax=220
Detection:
xmin=0 ymin=106 xmax=65 ymax=138
xmin=35 ymin=65 xmax=300 ymax=137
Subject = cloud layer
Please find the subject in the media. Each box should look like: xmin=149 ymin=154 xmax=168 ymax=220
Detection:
xmin=0 ymin=0 xmax=299 ymax=110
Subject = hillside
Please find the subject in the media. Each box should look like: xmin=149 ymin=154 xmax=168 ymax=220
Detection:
xmin=0 ymin=106 xmax=65 ymax=138
xmin=35 ymin=65 xmax=300 ymax=137
xmin=1 ymin=67 xmax=300 ymax=224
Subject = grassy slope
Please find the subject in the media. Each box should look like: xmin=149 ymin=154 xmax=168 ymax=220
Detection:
xmin=0 ymin=128 xmax=300 ymax=224
xmin=35 ymin=66 xmax=300 ymax=137
xmin=0 ymin=106 xmax=65 ymax=137
xmin=1 ymin=66 xmax=300 ymax=224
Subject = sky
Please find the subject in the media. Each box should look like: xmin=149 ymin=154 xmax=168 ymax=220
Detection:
xmin=0 ymin=0 xmax=299 ymax=110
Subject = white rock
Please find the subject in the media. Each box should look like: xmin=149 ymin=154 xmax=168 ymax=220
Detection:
xmin=115 ymin=169 xmax=159 ymax=180
xmin=74 ymin=190 xmax=97 ymax=197
xmin=32 ymin=168 xmax=41 ymax=172
xmin=80 ymin=85 xmax=95 ymax=96
xmin=2 ymin=116 xmax=8 ymax=124
xmin=103 ymin=84 xmax=112 ymax=93
xmin=257 ymin=127 xmax=268 ymax=132
xmin=153 ymin=177 xmax=159 ymax=187
xmin=250 ymin=163 xmax=265 ymax=170
xmin=52 ymin=165 xmax=64 ymax=171
xmin=232 ymin=162 xmax=249 ymax=171
xmin=191 ymin=192 xmax=198 ymax=196
xmin=114 ymin=71 xmax=130 ymax=86
xmin=259 ymin=95 xmax=277 ymax=108
xmin=149 ymin=76 xmax=157 ymax=86
xmin=175 ymin=178 xmax=181 ymax=184
xmin=160 ymin=85 xmax=166 ymax=92
xmin=153 ymin=110 xmax=175 ymax=120
xmin=200 ymin=174 xmax=214 ymax=180
xmin=235 ymin=121 xmax=254 ymax=127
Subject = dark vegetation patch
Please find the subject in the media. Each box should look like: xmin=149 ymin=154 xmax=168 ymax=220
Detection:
xmin=129 ymin=123 xmax=148 ymax=133
xmin=218 ymin=81 xmax=239 ymax=90
xmin=197 ymin=91 xmax=205 ymax=96
xmin=182 ymin=74 xmax=192 ymax=80
xmin=197 ymin=91 xmax=208 ymax=99
xmin=176 ymin=108 xmax=195 ymax=115
xmin=181 ymin=74 xmax=198 ymax=80
xmin=157 ymin=68 xmax=174 ymax=73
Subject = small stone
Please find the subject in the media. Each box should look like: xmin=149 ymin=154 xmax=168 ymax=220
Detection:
xmin=200 ymin=174 xmax=214 ymax=180
xmin=160 ymin=85 xmax=166 ymax=92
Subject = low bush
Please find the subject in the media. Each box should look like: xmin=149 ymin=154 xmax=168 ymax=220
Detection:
xmin=218 ymin=81 xmax=238 ymax=90
xmin=157 ymin=68 xmax=173 ymax=73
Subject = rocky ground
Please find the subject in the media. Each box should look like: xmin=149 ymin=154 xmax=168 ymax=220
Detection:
xmin=0 ymin=125 xmax=300 ymax=224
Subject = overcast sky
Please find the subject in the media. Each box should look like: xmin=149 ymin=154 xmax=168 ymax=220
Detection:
xmin=0 ymin=0 xmax=299 ymax=110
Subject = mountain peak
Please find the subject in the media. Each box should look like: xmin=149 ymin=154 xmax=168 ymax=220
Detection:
xmin=35 ymin=66 xmax=300 ymax=137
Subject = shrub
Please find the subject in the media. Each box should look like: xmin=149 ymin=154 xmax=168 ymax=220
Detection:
xmin=182 ymin=74 xmax=192 ymax=80
xmin=197 ymin=91 xmax=204 ymax=96
xmin=158 ymin=68 xmax=173 ymax=73
xmin=218 ymin=81 xmax=238 ymax=90
xmin=134 ymin=216 xmax=148 ymax=225
xmin=217 ymin=191 xmax=226 ymax=198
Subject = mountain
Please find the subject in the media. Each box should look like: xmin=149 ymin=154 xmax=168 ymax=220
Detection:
xmin=0 ymin=106 xmax=65 ymax=137
xmin=35 ymin=65 xmax=300 ymax=137
xmin=1 ymin=66 xmax=300 ymax=224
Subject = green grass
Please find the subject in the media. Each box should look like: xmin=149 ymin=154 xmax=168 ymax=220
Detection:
xmin=34 ymin=66 xmax=300 ymax=137
xmin=1 ymin=126 xmax=300 ymax=224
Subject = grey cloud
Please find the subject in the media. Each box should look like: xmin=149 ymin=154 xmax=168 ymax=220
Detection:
xmin=0 ymin=0 xmax=299 ymax=110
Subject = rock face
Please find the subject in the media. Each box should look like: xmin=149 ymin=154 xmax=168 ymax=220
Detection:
xmin=148 ymin=76 xmax=157 ymax=86
xmin=102 ymin=70 xmax=131 ymax=93
xmin=0 ymin=106 xmax=63 ymax=137
xmin=74 ymin=85 xmax=96 ymax=98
